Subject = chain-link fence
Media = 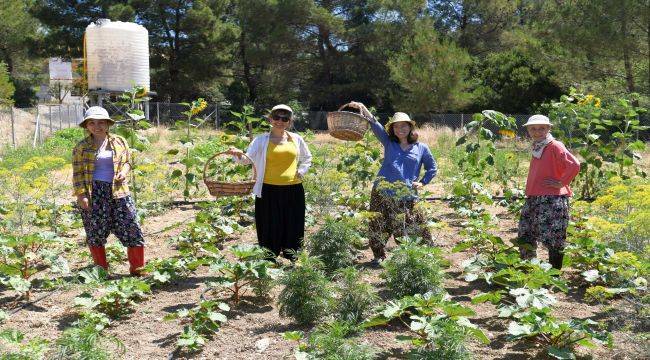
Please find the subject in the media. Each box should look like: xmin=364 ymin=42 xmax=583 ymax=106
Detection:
xmin=2 ymin=102 xmax=649 ymax=150
xmin=0 ymin=104 xmax=84 ymax=149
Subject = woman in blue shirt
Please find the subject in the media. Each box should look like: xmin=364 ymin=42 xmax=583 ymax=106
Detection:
xmin=348 ymin=102 xmax=437 ymax=265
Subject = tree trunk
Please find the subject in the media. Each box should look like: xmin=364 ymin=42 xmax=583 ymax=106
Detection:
xmin=620 ymin=2 xmax=637 ymax=97
xmin=239 ymin=30 xmax=257 ymax=103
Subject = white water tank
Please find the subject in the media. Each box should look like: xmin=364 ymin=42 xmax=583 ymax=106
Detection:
xmin=85 ymin=19 xmax=150 ymax=92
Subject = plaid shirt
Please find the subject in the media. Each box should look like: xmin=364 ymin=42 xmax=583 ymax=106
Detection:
xmin=72 ymin=134 xmax=132 ymax=199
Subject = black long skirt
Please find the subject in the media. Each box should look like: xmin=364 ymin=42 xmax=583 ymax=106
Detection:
xmin=255 ymin=183 xmax=305 ymax=259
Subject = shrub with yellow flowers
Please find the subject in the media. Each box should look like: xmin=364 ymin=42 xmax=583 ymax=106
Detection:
xmin=0 ymin=158 xmax=73 ymax=300
xmin=566 ymin=177 xmax=649 ymax=303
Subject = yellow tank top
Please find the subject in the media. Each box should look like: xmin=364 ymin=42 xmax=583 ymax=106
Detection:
xmin=263 ymin=140 xmax=301 ymax=185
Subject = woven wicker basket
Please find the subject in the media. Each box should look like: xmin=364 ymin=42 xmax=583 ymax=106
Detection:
xmin=327 ymin=104 xmax=370 ymax=141
xmin=203 ymin=151 xmax=256 ymax=197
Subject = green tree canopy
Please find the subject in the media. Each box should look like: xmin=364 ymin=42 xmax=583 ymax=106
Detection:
xmin=0 ymin=62 xmax=15 ymax=105
xmin=469 ymin=49 xmax=564 ymax=113
xmin=388 ymin=19 xmax=472 ymax=113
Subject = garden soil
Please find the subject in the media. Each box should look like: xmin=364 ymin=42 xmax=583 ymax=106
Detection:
xmin=1 ymin=198 xmax=646 ymax=360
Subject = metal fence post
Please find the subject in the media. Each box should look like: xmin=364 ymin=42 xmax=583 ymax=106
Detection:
xmin=58 ymin=104 xmax=62 ymax=130
xmin=10 ymin=106 xmax=16 ymax=149
xmin=215 ymin=104 xmax=219 ymax=129
xmin=33 ymin=106 xmax=40 ymax=147
xmin=156 ymin=102 xmax=160 ymax=127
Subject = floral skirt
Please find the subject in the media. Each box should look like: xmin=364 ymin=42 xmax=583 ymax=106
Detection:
xmin=80 ymin=180 xmax=145 ymax=247
xmin=517 ymin=195 xmax=569 ymax=256
xmin=368 ymin=189 xmax=431 ymax=259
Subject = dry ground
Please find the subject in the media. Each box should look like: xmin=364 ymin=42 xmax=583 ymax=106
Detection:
xmin=1 ymin=200 xmax=646 ymax=359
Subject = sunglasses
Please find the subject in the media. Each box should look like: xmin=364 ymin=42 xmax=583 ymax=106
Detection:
xmin=272 ymin=114 xmax=291 ymax=122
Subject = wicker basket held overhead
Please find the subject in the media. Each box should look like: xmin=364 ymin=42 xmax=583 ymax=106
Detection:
xmin=203 ymin=151 xmax=257 ymax=197
xmin=327 ymin=103 xmax=370 ymax=141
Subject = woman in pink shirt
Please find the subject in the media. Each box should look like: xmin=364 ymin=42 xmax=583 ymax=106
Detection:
xmin=518 ymin=115 xmax=580 ymax=269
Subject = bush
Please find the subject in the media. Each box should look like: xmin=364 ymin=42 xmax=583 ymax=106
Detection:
xmin=278 ymin=252 xmax=333 ymax=325
xmin=382 ymin=239 xmax=444 ymax=298
xmin=52 ymin=311 xmax=124 ymax=360
xmin=298 ymin=320 xmax=378 ymax=360
xmin=306 ymin=217 xmax=364 ymax=274
xmin=334 ymin=267 xmax=379 ymax=324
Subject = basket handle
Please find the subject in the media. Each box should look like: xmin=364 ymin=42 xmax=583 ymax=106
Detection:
xmin=338 ymin=102 xmax=361 ymax=112
xmin=202 ymin=151 xmax=257 ymax=183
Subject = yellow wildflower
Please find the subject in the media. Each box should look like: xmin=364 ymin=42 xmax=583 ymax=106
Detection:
xmin=498 ymin=129 xmax=516 ymax=138
xmin=191 ymin=98 xmax=208 ymax=115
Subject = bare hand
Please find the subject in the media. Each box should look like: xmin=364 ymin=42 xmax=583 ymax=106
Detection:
xmin=226 ymin=147 xmax=244 ymax=157
xmin=115 ymin=170 xmax=128 ymax=183
xmin=412 ymin=182 xmax=424 ymax=190
xmin=348 ymin=101 xmax=373 ymax=120
xmin=544 ymin=178 xmax=563 ymax=189
xmin=77 ymin=196 xmax=89 ymax=210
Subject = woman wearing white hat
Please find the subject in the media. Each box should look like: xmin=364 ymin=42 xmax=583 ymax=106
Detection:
xmin=72 ymin=106 xmax=145 ymax=275
xmin=518 ymin=114 xmax=580 ymax=269
xmin=347 ymin=102 xmax=437 ymax=266
xmin=226 ymin=104 xmax=312 ymax=260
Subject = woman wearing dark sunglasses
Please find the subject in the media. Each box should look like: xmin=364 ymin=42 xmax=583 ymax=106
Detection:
xmin=227 ymin=104 xmax=312 ymax=261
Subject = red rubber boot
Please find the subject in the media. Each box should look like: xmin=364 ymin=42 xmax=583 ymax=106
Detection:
xmin=127 ymin=246 xmax=145 ymax=276
xmin=88 ymin=246 xmax=109 ymax=270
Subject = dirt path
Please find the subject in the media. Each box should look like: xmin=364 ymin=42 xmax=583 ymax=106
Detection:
xmin=0 ymin=199 xmax=645 ymax=359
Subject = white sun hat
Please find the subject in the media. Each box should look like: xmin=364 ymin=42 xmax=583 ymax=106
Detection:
xmin=523 ymin=114 xmax=552 ymax=127
xmin=270 ymin=104 xmax=293 ymax=116
xmin=79 ymin=106 xmax=114 ymax=127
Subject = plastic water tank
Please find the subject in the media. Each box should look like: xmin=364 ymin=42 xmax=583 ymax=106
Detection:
xmin=85 ymin=19 xmax=150 ymax=92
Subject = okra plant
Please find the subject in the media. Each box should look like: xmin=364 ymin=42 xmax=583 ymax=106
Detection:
xmin=164 ymin=300 xmax=230 ymax=351
xmin=206 ymin=244 xmax=279 ymax=304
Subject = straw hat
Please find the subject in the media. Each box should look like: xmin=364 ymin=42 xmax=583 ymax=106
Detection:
xmin=523 ymin=114 xmax=552 ymax=127
xmin=384 ymin=112 xmax=416 ymax=131
xmin=79 ymin=106 xmax=114 ymax=128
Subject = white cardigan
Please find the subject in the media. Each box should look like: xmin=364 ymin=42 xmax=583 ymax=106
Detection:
xmin=239 ymin=131 xmax=312 ymax=198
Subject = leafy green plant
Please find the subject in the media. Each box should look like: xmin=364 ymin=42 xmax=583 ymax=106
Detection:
xmin=287 ymin=320 xmax=378 ymax=360
xmin=448 ymin=177 xmax=494 ymax=220
xmin=171 ymin=221 xmax=224 ymax=259
xmin=76 ymin=266 xmax=109 ymax=285
xmin=164 ymin=300 xmax=230 ymax=352
xmin=546 ymin=90 xmax=647 ymax=199
xmin=167 ymin=98 xmax=211 ymax=199
xmin=104 ymin=242 xmax=127 ymax=263
xmin=362 ymin=292 xmax=489 ymax=356
xmin=451 ymin=110 xmax=517 ymax=218
xmin=206 ymin=244 xmax=279 ymax=304
xmin=225 ymin=104 xmax=269 ymax=140
xmin=0 ymin=231 xmax=68 ymax=299
xmin=566 ymin=203 xmax=648 ymax=302
xmin=579 ymin=251 xmax=647 ymax=297
xmin=142 ymin=256 xmax=199 ymax=286
xmin=0 ymin=329 xmax=49 ymax=360
xmin=507 ymin=307 xmax=612 ymax=359
xmin=306 ymin=217 xmax=364 ymax=274
xmin=336 ymin=138 xmax=381 ymax=189
xmin=334 ymin=267 xmax=379 ymax=324
xmin=51 ymin=311 xmax=124 ymax=360
xmin=75 ymin=278 xmax=151 ymax=319
xmin=278 ymin=252 xmax=333 ymax=325
xmin=382 ymin=239 xmax=445 ymax=298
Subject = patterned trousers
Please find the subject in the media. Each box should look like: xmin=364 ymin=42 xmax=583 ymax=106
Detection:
xmin=517 ymin=195 xmax=569 ymax=259
xmin=368 ymin=189 xmax=431 ymax=259
xmin=80 ymin=181 xmax=145 ymax=247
